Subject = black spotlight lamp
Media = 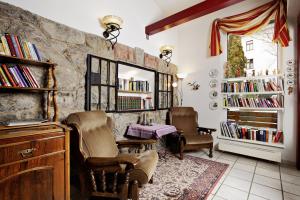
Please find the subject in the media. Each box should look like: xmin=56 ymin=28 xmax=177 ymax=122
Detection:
xmin=100 ymin=15 xmax=123 ymax=49
xmin=159 ymin=45 xmax=174 ymax=66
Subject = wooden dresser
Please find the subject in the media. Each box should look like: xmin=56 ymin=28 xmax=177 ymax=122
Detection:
xmin=0 ymin=123 xmax=70 ymax=200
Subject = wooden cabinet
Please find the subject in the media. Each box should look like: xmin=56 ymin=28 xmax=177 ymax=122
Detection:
xmin=0 ymin=123 xmax=70 ymax=200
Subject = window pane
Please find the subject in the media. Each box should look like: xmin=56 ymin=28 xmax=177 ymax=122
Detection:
xmin=109 ymin=87 xmax=115 ymax=111
xmin=91 ymin=86 xmax=100 ymax=110
xmin=101 ymin=60 xmax=107 ymax=84
xmin=110 ymin=62 xmax=116 ymax=85
xmin=101 ymin=86 xmax=108 ymax=111
xmin=91 ymin=57 xmax=99 ymax=73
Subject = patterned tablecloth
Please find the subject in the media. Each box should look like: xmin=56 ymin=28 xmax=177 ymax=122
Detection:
xmin=126 ymin=124 xmax=177 ymax=139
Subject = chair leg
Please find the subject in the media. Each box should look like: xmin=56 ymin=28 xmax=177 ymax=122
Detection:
xmin=209 ymin=144 xmax=213 ymax=158
xmin=149 ymin=176 xmax=153 ymax=184
xmin=179 ymin=140 xmax=184 ymax=160
xmin=131 ymin=180 xmax=139 ymax=200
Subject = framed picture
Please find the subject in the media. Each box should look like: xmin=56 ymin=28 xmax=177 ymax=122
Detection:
xmin=209 ymin=101 xmax=218 ymax=110
xmin=209 ymin=90 xmax=218 ymax=99
xmin=209 ymin=69 xmax=218 ymax=78
xmin=209 ymin=79 xmax=218 ymax=88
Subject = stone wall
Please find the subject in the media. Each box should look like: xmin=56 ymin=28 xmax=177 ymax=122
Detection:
xmin=0 ymin=1 xmax=178 ymax=139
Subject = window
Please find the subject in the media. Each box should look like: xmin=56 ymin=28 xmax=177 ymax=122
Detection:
xmin=247 ymin=59 xmax=254 ymax=69
xmin=157 ymin=72 xmax=173 ymax=109
xmin=246 ymin=40 xmax=254 ymax=51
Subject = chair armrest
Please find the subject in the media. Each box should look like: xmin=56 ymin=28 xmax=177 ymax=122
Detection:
xmin=197 ymin=127 xmax=217 ymax=134
xmin=86 ymin=155 xmax=139 ymax=168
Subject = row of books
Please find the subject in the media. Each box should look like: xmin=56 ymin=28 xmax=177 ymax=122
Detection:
xmin=0 ymin=64 xmax=40 ymax=88
xmin=223 ymin=96 xmax=283 ymax=108
xmin=0 ymin=33 xmax=41 ymax=61
xmin=118 ymin=78 xmax=150 ymax=92
xmin=117 ymin=96 xmax=153 ymax=111
xmin=220 ymin=121 xmax=283 ymax=143
xmin=221 ymin=79 xmax=284 ymax=93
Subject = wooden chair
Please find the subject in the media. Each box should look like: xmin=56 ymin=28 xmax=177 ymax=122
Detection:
xmin=168 ymin=107 xmax=216 ymax=160
xmin=66 ymin=110 xmax=158 ymax=200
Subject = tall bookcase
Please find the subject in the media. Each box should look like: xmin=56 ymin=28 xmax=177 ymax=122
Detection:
xmin=218 ymin=75 xmax=285 ymax=162
xmin=0 ymin=54 xmax=58 ymax=121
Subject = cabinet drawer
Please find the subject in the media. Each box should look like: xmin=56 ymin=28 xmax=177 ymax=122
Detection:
xmin=0 ymin=135 xmax=65 ymax=165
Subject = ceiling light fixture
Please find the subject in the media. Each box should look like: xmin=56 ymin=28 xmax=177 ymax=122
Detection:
xmin=159 ymin=45 xmax=174 ymax=66
xmin=100 ymin=15 xmax=123 ymax=49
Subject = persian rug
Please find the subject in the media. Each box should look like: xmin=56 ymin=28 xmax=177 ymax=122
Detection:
xmin=140 ymin=150 xmax=228 ymax=200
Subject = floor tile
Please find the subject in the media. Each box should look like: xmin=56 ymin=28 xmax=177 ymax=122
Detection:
xmin=229 ymin=168 xmax=253 ymax=181
xmin=250 ymin=183 xmax=282 ymax=200
xmin=248 ymin=194 xmax=268 ymax=200
xmin=282 ymin=182 xmax=300 ymax=196
xmin=236 ymin=156 xmax=257 ymax=166
xmin=281 ymin=173 xmax=300 ymax=186
xmin=257 ymin=161 xmax=279 ymax=171
xmin=216 ymin=185 xmax=248 ymax=200
xmin=216 ymin=158 xmax=235 ymax=167
xmin=211 ymin=182 xmax=222 ymax=195
xmin=213 ymin=196 xmax=226 ymax=200
xmin=255 ymin=167 xmax=280 ymax=179
xmin=218 ymin=153 xmax=239 ymax=162
xmin=233 ymin=162 xmax=256 ymax=173
xmin=253 ymin=174 xmax=281 ymax=190
xmin=223 ymin=176 xmax=251 ymax=192
xmin=280 ymin=166 xmax=300 ymax=177
xmin=284 ymin=192 xmax=300 ymax=200
xmin=207 ymin=194 xmax=214 ymax=200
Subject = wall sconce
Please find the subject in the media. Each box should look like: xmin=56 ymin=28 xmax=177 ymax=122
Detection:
xmin=100 ymin=15 xmax=123 ymax=49
xmin=176 ymin=73 xmax=188 ymax=106
xmin=159 ymin=45 xmax=174 ymax=66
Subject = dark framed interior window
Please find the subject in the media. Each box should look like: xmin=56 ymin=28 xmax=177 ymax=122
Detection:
xmin=157 ymin=72 xmax=173 ymax=109
xmin=86 ymin=54 xmax=117 ymax=112
xmin=117 ymin=61 xmax=156 ymax=112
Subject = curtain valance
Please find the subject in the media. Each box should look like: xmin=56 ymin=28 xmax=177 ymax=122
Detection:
xmin=210 ymin=0 xmax=290 ymax=56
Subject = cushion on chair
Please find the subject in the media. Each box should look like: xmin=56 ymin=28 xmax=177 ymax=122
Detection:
xmin=184 ymin=134 xmax=213 ymax=145
xmin=121 ymin=150 xmax=158 ymax=185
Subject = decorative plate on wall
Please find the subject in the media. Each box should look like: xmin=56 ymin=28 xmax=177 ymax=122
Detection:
xmin=209 ymin=79 xmax=218 ymax=88
xmin=287 ymin=79 xmax=295 ymax=86
xmin=286 ymin=66 xmax=294 ymax=73
xmin=287 ymin=73 xmax=295 ymax=79
xmin=286 ymin=59 xmax=295 ymax=66
xmin=209 ymin=90 xmax=218 ymax=99
xmin=209 ymin=69 xmax=218 ymax=78
xmin=209 ymin=101 xmax=218 ymax=110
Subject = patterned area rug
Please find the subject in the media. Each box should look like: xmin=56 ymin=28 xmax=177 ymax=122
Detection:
xmin=140 ymin=150 xmax=228 ymax=200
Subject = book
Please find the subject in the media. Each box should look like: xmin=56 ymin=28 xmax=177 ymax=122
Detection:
xmin=1 ymin=36 xmax=11 ymax=56
xmin=14 ymin=66 xmax=29 ymax=87
xmin=0 ymin=66 xmax=10 ymax=86
xmin=24 ymin=66 xmax=40 ymax=88
xmin=27 ymin=42 xmax=38 ymax=61
xmin=1 ymin=64 xmax=17 ymax=86
xmin=5 ymin=33 xmax=16 ymax=57
xmin=14 ymin=35 xmax=24 ymax=58
xmin=32 ymin=44 xmax=41 ymax=61
xmin=10 ymin=34 xmax=21 ymax=58
xmin=0 ymin=40 xmax=5 ymax=55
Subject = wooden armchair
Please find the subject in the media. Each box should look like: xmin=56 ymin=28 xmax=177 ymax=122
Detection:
xmin=168 ymin=107 xmax=216 ymax=160
xmin=66 ymin=111 xmax=158 ymax=200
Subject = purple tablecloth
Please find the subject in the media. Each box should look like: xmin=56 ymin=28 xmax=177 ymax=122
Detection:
xmin=126 ymin=124 xmax=177 ymax=139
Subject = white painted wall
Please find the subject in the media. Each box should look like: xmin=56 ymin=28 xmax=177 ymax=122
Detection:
xmin=176 ymin=0 xmax=299 ymax=163
xmin=1 ymin=0 xmax=180 ymax=64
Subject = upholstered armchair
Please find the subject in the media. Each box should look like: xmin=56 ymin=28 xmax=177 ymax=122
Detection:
xmin=168 ymin=107 xmax=216 ymax=160
xmin=65 ymin=110 xmax=158 ymax=200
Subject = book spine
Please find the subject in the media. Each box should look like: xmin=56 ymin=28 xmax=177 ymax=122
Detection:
xmin=17 ymin=36 xmax=27 ymax=59
xmin=27 ymin=42 xmax=38 ymax=60
xmin=10 ymin=34 xmax=21 ymax=58
xmin=14 ymin=66 xmax=28 ymax=87
xmin=14 ymin=35 xmax=24 ymax=58
xmin=4 ymin=33 xmax=17 ymax=57
xmin=1 ymin=64 xmax=17 ymax=87
xmin=23 ymin=41 xmax=32 ymax=59
xmin=8 ymin=67 xmax=21 ymax=87
xmin=1 ymin=36 xmax=11 ymax=56
xmin=0 ymin=67 xmax=9 ymax=86
xmin=24 ymin=66 xmax=39 ymax=88
xmin=0 ymin=40 xmax=5 ymax=55
xmin=32 ymin=44 xmax=41 ymax=61
xmin=18 ymin=65 xmax=34 ymax=87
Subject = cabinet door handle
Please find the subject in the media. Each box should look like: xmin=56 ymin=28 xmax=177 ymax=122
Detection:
xmin=18 ymin=148 xmax=36 ymax=158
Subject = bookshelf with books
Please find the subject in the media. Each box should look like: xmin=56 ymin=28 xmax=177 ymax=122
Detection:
xmin=219 ymin=75 xmax=285 ymax=162
xmin=0 ymin=33 xmax=58 ymax=121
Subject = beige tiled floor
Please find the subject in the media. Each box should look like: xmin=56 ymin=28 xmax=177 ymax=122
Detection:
xmin=186 ymin=150 xmax=300 ymax=200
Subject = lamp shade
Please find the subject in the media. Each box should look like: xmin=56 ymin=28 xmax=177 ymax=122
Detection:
xmin=177 ymin=73 xmax=188 ymax=79
xmin=159 ymin=45 xmax=174 ymax=53
xmin=100 ymin=15 xmax=123 ymax=27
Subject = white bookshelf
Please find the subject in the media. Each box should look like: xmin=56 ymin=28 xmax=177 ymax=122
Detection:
xmin=221 ymin=91 xmax=284 ymax=95
xmin=219 ymin=74 xmax=285 ymax=163
xmin=222 ymin=74 xmax=284 ymax=82
xmin=223 ymin=107 xmax=284 ymax=111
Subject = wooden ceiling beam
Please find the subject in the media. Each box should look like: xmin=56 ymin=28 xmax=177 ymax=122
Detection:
xmin=145 ymin=0 xmax=246 ymax=37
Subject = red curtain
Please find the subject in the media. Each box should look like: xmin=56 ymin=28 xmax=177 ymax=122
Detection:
xmin=210 ymin=0 xmax=290 ymax=56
